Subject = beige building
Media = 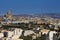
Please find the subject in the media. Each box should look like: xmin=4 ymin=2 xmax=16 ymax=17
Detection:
xmin=4 ymin=11 xmax=13 ymax=20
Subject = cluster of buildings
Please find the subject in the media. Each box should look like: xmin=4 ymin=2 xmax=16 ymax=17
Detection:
xmin=0 ymin=11 xmax=60 ymax=40
xmin=0 ymin=28 xmax=24 ymax=40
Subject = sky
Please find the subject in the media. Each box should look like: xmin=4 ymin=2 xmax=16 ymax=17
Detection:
xmin=0 ymin=0 xmax=60 ymax=15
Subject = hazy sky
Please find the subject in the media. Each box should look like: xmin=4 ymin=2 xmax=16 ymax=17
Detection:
xmin=0 ymin=0 xmax=60 ymax=15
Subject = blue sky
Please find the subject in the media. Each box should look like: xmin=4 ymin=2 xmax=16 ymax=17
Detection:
xmin=0 ymin=0 xmax=60 ymax=15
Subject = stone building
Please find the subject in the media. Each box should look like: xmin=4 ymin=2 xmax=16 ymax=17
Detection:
xmin=4 ymin=10 xmax=13 ymax=21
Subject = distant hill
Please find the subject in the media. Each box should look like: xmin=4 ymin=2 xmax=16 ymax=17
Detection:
xmin=1 ymin=13 xmax=60 ymax=19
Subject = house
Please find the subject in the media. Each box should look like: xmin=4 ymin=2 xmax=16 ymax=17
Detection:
xmin=0 ymin=33 xmax=4 ymax=38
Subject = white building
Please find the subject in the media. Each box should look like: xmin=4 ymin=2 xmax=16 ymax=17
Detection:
xmin=24 ymin=30 xmax=35 ymax=36
xmin=7 ymin=31 xmax=14 ymax=37
xmin=0 ymin=33 xmax=4 ymax=38
xmin=13 ymin=28 xmax=23 ymax=36
xmin=49 ymin=31 xmax=57 ymax=40
xmin=12 ymin=20 xmax=29 ymax=24
xmin=12 ymin=35 xmax=20 ymax=39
